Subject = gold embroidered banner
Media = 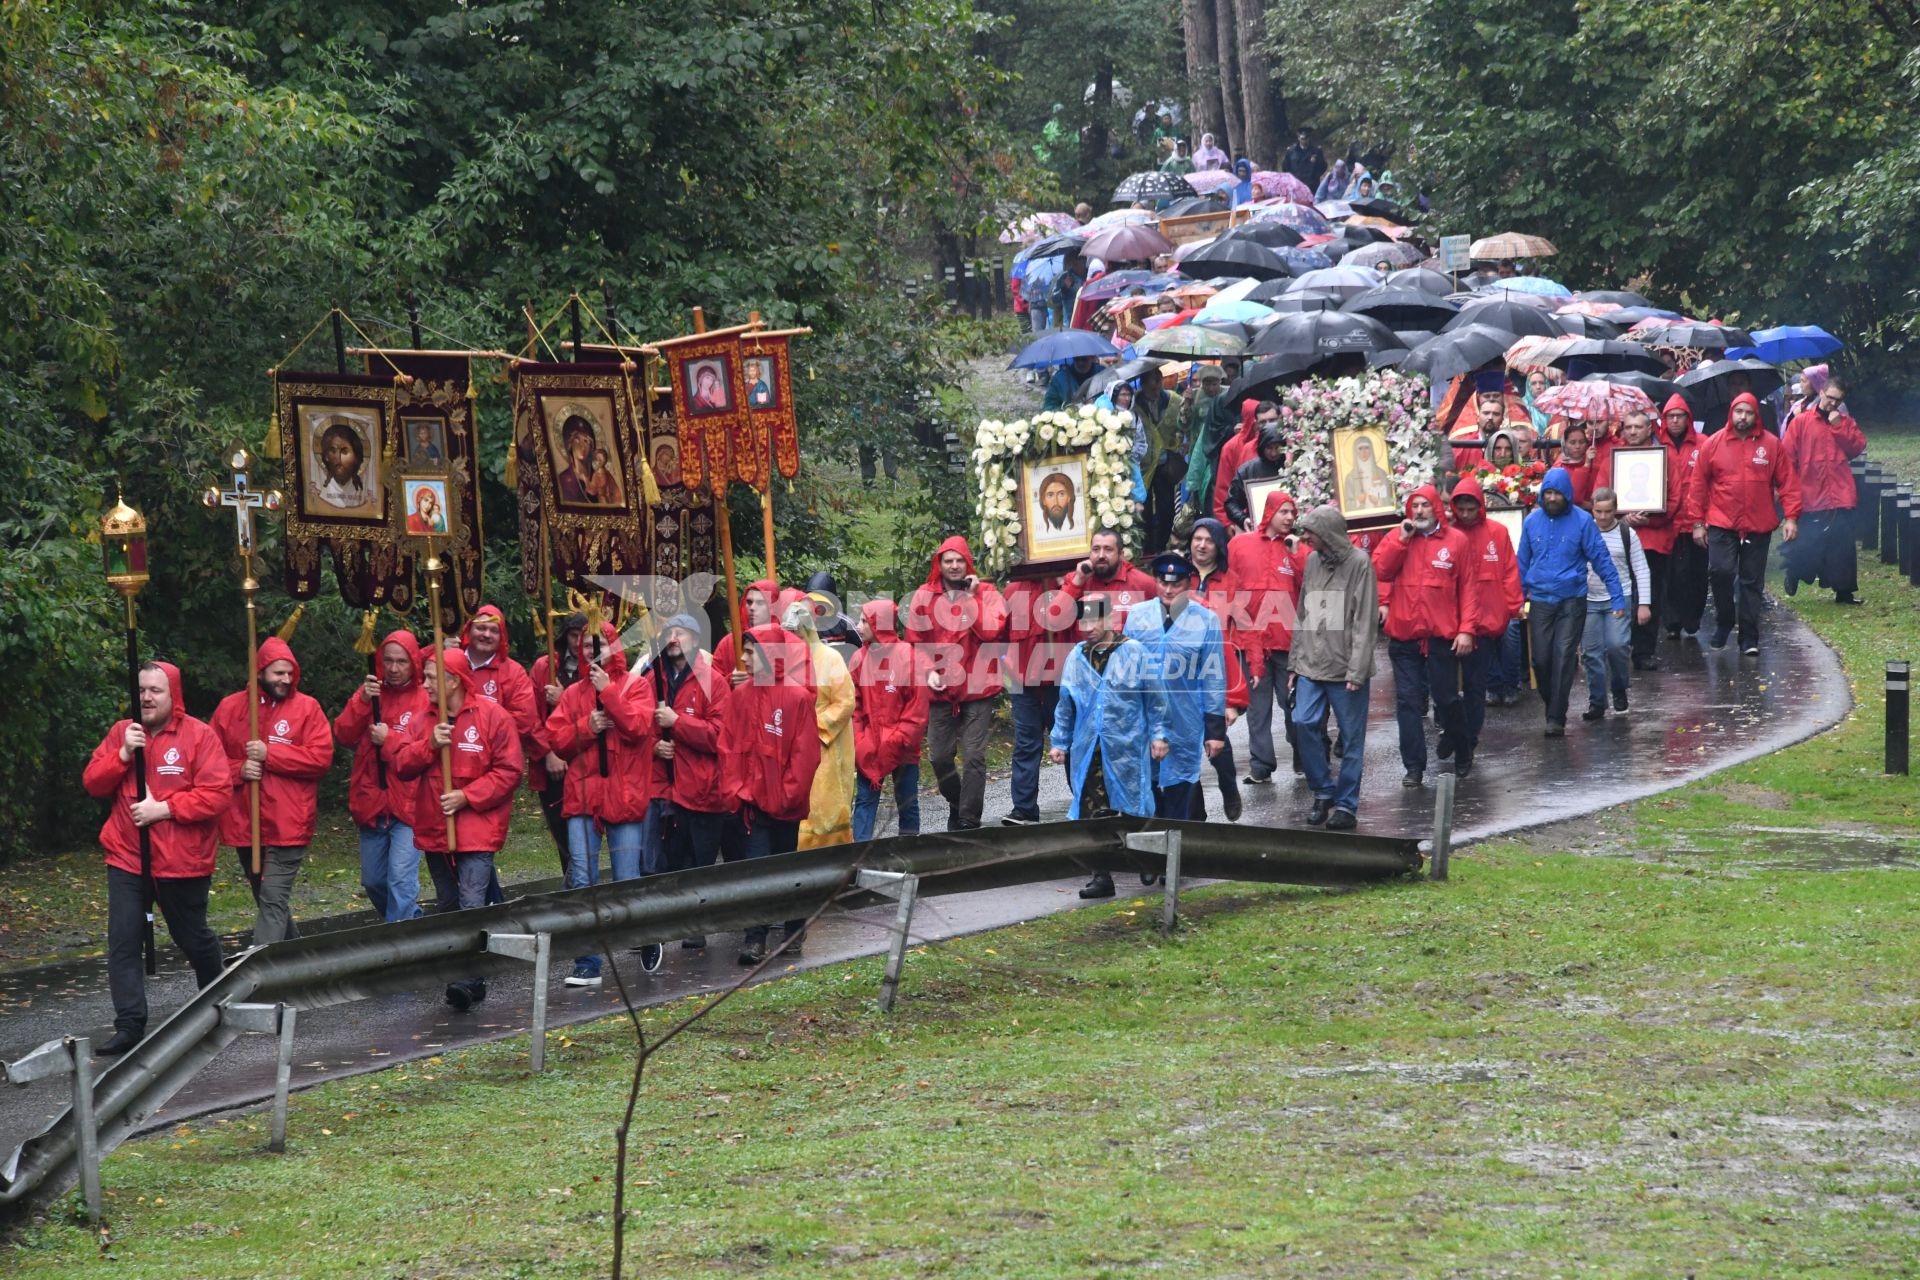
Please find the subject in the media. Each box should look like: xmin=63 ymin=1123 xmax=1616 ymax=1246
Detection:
xmin=741 ymin=331 xmax=799 ymax=480
xmin=511 ymin=359 xmax=647 ymax=594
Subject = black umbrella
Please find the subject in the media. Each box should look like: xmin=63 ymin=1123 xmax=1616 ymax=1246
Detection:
xmin=1550 ymin=312 xmax=1625 ymax=338
xmin=1017 ymin=231 xmax=1087 ymax=262
xmin=1229 ymin=351 xmax=1374 ymax=402
xmin=1112 ymin=171 xmax=1199 ymax=203
xmin=1160 ymin=195 xmax=1226 ymax=217
xmin=1219 ymin=221 xmax=1305 ymax=248
xmin=1581 ymin=370 xmax=1680 ymax=407
xmin=1246 ymin=310 xmax=1405 ymax=360
xmin=1674 ymin=358 xmax=1784 ymax=406
xmin=1261 ymin=288 xmax=1345 ymax=313
xmin=1443 ymin=299 xmax=1560 ymax=338
xmin=1347 ymin=197 xmax=1414 ymax=224
xmin=1341 ymin=286 xmax=1461 ymax=330
xmin=1327 ymin=223 xmax=1392 ymax=248
xmin=1574 ymin=289 xmax=1656 ymax=308
xmin=1459 ymin=270 xmax=1502 ymax=289
xmin=1387 ymin=267 xmax=1455 ymax=297
xmin=1178 ymin=239 xmax=1295 ymax=281
xmin=1544 ymin=339 xmax=1669 ymax=376
xmin=1403 ymin=323 xmax=1517 ymax=383
xmin=1633 ymin=323 xmax=1752 ymax=351
xmin=1393 ymin=329 xmax=1438 ymax=349
xmin=1071 ymin=368 xmax=1119 ymax=404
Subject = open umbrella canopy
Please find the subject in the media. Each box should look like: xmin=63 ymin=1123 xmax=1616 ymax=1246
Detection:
xmin=1726 ymin=324 xmax=1845 ymax=363
xmin=1194 ymin=298 xmax=1277 ymax=324
xmin=1582 ymin=370 xmax=1681 ymax=406
xmin=1160 ymin=195 xmax=1226 ymax=217
xmin=1330 ymin=223 xmax=1392 ymax=247
xmin=1479 ymin=276 xmax=1571 ymax=298
xmin=1632 ymin=322 xmax=1751 ymax=351
xmin=1555 ymin=299 xmax=1624 ymax=320
xmin=1178 ymin=239 xmax=1295 ymax=281
xmin=1078 ymin=270 xmax=1182 ymax=303
xmin=1469 ymin=232 xmax=1558 ymax=260
xmin=1674 ymin=357 xmax=1785 ymax=404
xmin=1274 ymin=246 xmax=1335 ymax=275
xmin=1445 ymin=298 xmax=1562 ymax=338
xmin=1110 ymin=356 xmax=1170 ymax=382
xmin=1290 ymin=265 xmax=1382 ymax=296
xmin=1550 ymin=312 xmax=1625 ymax=338
xmin=1347 ymin=197 xmax=1413 ymax=224
xmin=1207 ymin=277 xmax=1269 ymax=306
xmin=1504 ymin=335 xmax=1576 ymax=369
xmin=1220 ymin=221 xmax=1305 ymax=248
xmin=1251 ymin=202 xmax=1334 ymax=235
xmin=1016 ymin=230 xmax=1088 ymax=263
xmin=1343 ymin=241 xmax=1425 ymax=270
xmin=1535 ymin=380 xmax=1656 ymax=423
xmin=1246 ymin=309 xmax=1404 ymax=360
xmin=1082 ymin=208 xmax=1159 ymax=234
xmin=1082 ymin=222 xmax=1175 ymax=262
xmin=1112 ymin=171 xmax=1198 ymax=203
xmin=1386 ymin=267 xmax=1455 ymax=297
xmin=1133 ymin=324 xmax=1249 ymax=358
xmin=1186 ymin=169 xmax=1240 ymax=194
xmin=1403 ymin=323 xmax=1521 ymax=383
xmin=1071 ymin=368 xmax=1120 ymax=404
xmin=998 ymin=211 xmax=1081 ymax=245
xmin=1316 ymin=200 xmax=1355 ymax=219
xmin=1544 ymin=339 xmax=1669 ymax=376
xmin=1009 ymin=328 xmax=1121 ymax=369
xmin=1341 ymin=286 xmax=1461 ymax=330
xmin=1255 ymin=171 xmax=1315 ymax=204
xmin=1261 ymin=287 xmax=1346 ymax=313
xmin=1229 ymin=350 xmax=1372 ymax=401
xmin=1574 ymin=289 xmax=1655 ymax=308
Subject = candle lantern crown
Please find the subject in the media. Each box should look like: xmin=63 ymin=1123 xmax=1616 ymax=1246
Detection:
xmin=100 ymin=493 xmax=149 ymax=597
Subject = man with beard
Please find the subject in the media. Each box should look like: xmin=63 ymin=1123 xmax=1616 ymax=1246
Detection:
xmin=1373 ymin=485 xmax=1476 ymax=786
xmin=209 ymin=637 xmax=334 ymax=943
xmin=1594 ymin=409 xmax=1684 ymax=668
xmin=335 ymin=630 xmax=432 ymax=922
xmin=904 ymin=537 xmax=1007 ymax=831
xmin=1288 ymin=506 xmax=1379 ymax=830
xmin=1781 ymin=375 xmax=1865 ymax=605
xmin=1043 ymin=354 xmax=1099 ymax=412
xmin=461 ymin=603 xmax=545 ymax=904
xmin=1037 ymin=470 xmax=1077 ymax=534
xmin=83 ymin=662 xmax=233 ymax=1055
xmin=1681 ymin=392 xmax=1801 ymax=654
xmin=1060 ymin=527 xmax=1156 ymax=614
xmin=630 ymin=614 xmax=730 ymax=953
xmin=1518 ymin=468 xmax=1625 ymax=736
xmin=315 ymin=421 xmax=373 ymax=510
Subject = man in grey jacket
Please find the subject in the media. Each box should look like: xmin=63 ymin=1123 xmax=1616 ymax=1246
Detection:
xmin=1289 ymin=505 xmax=1380 ymax=830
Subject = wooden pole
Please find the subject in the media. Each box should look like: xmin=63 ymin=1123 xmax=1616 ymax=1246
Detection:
xmin=426 ymin=556 xmax=458 ymax=851
xmin=243 ymin=570 xmax=263 ymax=876
xmin=125 ymin=596 xmax=156 ymax=974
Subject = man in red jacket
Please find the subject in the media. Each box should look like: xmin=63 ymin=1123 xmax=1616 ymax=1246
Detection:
xmin=1661 ymin=395 xmax=1710 ymax=639
xmin=998 ymin=571 xmax=1077 ymax=826
xmin=209 ymin=637 xmax=333 ymax=945
xmin=1374 ymin=484 xmax=1477 ymax=785
xmin=530 ymin=612 xmax=590 ymax=873
xmin=851 ymin=599 xmax=929 ymax=841
xmin=394 ymin=646 xmax=526 ymax=1009
xmin=722 ymin=624 xmax=822 ymax=964
xmin=334 ymin=629 xmax=431 ymax=923
xmin=1211 ymin=400 xmax=1277 ymax=524
xmin=1782 ymin=374 xmax=1867 ymax=605
xmin=461 ymin=603 xmax=544 ymax=904
xmin=905 ymin=536 xmax=1007 ymax=831
xmin=1226 ymin=488 xmax=1305 ymax=782
xmin=1594 ymin=408 xmax=1684 ymax=669
xmin=1681 ymin=392 xmax=1802 ymax=655
xmin=1448 ymin=476 xmax=1523 ymax=765
xmin=83 ymin=661 xmax=233 ymax=1054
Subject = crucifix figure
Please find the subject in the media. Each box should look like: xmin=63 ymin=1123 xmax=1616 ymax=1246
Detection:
xmin=203 ymin=447 xmax=284 ymax=873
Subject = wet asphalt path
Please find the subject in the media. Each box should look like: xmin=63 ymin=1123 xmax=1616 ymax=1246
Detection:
xmin=0 ymin=601 xmax=1847 ymax=1152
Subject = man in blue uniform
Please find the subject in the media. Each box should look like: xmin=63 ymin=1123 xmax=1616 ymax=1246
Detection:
xmin=1124 ymin=552 xmax=1228 ymax=822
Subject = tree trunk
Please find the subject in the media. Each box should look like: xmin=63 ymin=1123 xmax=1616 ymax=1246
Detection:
xmin=1081 ymin=59 xmax=1113 ymax=192
xmin=1212 ymin=0 xmax=1244 ymax=159
xmin=1182 ymin=0 xmax=1224 ymax=146
xmin=1234 ymin=0 xmax=1285 ymax=166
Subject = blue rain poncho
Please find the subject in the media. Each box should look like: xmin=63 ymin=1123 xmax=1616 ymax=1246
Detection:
xmin=1123 ymin=598 xmax=1227 ymax=786
xmin=1050 ymin=636 xmax=1166 ymax=819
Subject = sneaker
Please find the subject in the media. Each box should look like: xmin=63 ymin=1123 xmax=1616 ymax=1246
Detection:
xmin=681 ymin=935 xmax=707 ymax=950
xmin=738 ymin=938 xmax=766 ymax=966
xmin=1244 ymin=772 xmax=1272 ymax=785
xmin=564 ymin=960 xmax=603 ymax=988
xmin=637 ymin=943 xmax=664 ymax=974
xmin=1631 ymin=655 xmax=1660 ymax=672
xmin=1078 ymin=871 xmax=1116 ymax=899
xmin=1545 ymin=722 xmax=1566 ymax=738
xmin=1709 ymin=627 xmax=1731 ymax=650
xmin=1612 ymin=689 xmax=1629 ymax=713
xmin=1001 ymin=813 xmax=1040 ymax=826
xmin=95 ymin=1028 xmax=141 ymax=1057
xmin=1402 ymin=770 xmax=1424 ymax=789
xmin=1436 ymin=732 xmax=1455 ymax=761
xmin=1221 ymin=785 xmax=1243 ymax=822
xmin=1741 ymin=643 xmax=1760 ymax=656
xmin=1306 ymin=798 xmax=1332 ymax=827
xmin=1582 ymin=704 xmax=1607 ymax=722
xmin=1325 ymin=809 xmax=1357 ymax=832
xmin=1456 ymin=758 xmax=1474 ymax=781
xmin=1835 ymin=593 xmax=1863 ymax=606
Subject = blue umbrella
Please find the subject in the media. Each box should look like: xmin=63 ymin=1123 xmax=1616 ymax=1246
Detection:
xmin=1276 ymin=246 xmax=1334 ymax=275
xmin=1009 ymin=329 xmax=1119 ymax=369
xmin=1726 ymin=324 xmax=1844 ymax=363
xmin=1194 ymin=299 xmax=1276 ymax=324
xmin=1480 ymin=276 xmax=1571 ymax=298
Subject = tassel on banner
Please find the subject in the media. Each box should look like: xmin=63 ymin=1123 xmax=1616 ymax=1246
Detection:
xmin=639 ymin=450 xmax=661 ymax=506
xmin=261 ymin=402 xmax=282 ymax=460
xmin=352 ymin=607 xmax=379 ymax=657
xmin=275 ymin=603 xmax=307 ymax=643
xmin=531 ymin=605 xmax=546 ymax=639
xmin=504 ymin=437 xmax=518 ymax=490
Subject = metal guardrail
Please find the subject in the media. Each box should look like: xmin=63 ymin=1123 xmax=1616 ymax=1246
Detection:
xmin=1 ymin=816 xmax=1419 ymax=1217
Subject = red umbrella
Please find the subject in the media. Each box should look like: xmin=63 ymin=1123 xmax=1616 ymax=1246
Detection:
xmin=1082 ymin=222 xmax=1175 ymax=263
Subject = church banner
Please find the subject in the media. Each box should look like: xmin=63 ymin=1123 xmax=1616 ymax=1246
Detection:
xmin=664 ymin=334 xmax=758 ymax=495
xmin=277 ymin=368 xmax=402 ymax=608
xmin=741 ymin=331 xmax=800 ymax=481
xmin=512 ymin=359 xmax=647 ymax=594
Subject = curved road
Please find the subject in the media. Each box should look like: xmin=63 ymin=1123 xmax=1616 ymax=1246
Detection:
xmin=0 ymin=602 xmax=1847 ymax=1156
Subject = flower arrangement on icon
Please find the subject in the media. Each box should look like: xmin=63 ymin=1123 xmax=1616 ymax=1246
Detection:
xmin=1272 ymin=369 xmax=1442 ymax=512
xmin=1468 ymin=458 xmax=1551 ymax=509
xmin=972 ymin=406 xmax=1138 ymax=576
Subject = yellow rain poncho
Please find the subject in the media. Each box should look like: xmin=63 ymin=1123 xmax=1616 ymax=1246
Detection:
xmin=786 ymin=598 xmax=855 ymax=848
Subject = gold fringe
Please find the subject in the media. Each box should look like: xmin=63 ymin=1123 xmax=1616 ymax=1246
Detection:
xmin=276 ymin=602 xmax=306 ymax=643
xmin=531 ymin=606 xmax=546 ymax=639
xmin=639 ymin=451 xmax=661 ymax=506
xmin=352 ymin=607 xmax=379 ymax=656
xmin=261 ymin=401 xmax=281 ymax=460
xmin=505 ymin=438 xmax=518 ymax=490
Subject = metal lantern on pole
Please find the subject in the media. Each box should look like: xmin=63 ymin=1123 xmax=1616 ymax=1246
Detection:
xmin=100 ymin=492 xmax=159 ymax=974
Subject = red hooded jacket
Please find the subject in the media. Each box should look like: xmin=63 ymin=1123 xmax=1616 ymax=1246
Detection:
xmin=1372 ymin=484 xmax=1478 ymax=643
xmin=1058 ymin=556 xmax=1157 ymax=626
xmin=1189 ymin=567 xmax=1253 ymax=710
xmin=1592 ymin=429 xmax=1684 ymax=555
xmin=334 ymin=630 xmax=432 ymax=828
xmin=904 ymin=537 xmax=1007 ymax=704
xmin=1000 ymin=575 xmax=1079 ymax=689
xmin=208 ymin=637 xmax=335 ymax=848
xmin=850 ymin=600 xmax=930 ymax=786
xmin=83 ymin=661 xmax=234 ymax=878
xmin=461 ymin=604 xmax=546 ymax=768
xmin=544 ymin=623 xmax=651 ymax=822
xmin=1224 ymin=488 xmax=1305 ymax=674
xmin=634 ymin=645 xmax=730 ymax=813
xmin=1660 ymin=395 xmax=1702 ymax=526
xmin=1447 ymin=476 xmax=1524 ymax=637
xmin=1210 ymin=400 xmax=1263 ymax=523
xmin=1783 ymin=405 xmax=1866 ymax=513
xmin=1680 ymin=393 xmax=1802 ymax=535
xmin=711 ymin=577 xmax=781 ymax=678
xmin=722 ymin=624 xmax=822 ymax=822
xmin=393 ymin=647 xmax=526 ymax=854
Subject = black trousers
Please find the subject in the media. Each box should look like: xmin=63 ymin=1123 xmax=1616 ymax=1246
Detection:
xmin=664 ymin=805 xmax=725 ymax=873
xmin=1707 ymin=527 xmax=1771 ymax=646
xmin=724 ymin=809 xmax=804 ymax=941
xmin=107 ymin=865 xmax=224 ymax=1036
xmin=1632 ymin=549 xmax=1670 ymax=660
xmin=1528 ymin=597 xmax=1588 ymax=728
xmin=1666 ymin=537 xmax=1709 ymax=633
xmin=1784 ymin=509 xmax=1858 ymax=596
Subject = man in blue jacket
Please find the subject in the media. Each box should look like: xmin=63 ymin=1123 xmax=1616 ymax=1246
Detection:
xmin=1517 ymin=467 xmax=1626 ymax=737
xmin=1124 ymin=552 xmax=1228 ymax=819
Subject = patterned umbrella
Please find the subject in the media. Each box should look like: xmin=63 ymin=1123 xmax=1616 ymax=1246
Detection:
xmin=1253 ymin=171 xmax=1315 ymax=204
xmin=1186 ymin=169 xmax=1239 ymax=194
xmin=1082 ymin=222 xmax=1175 ymax=262
xmin=1555 ymin=299 xmax=1625 ymax=319
xmin=1479 ymin=276 xmax=1571 ymax=298
xmin=1082 ymin=208 xmax=1158 ymax=233
xmin=1289 ymin=265 xmax=1382 ymax=296
xmin=1343 ymin=241 xmax=1424 ymax=269
xmin=1133 ymin=324 xmax=1249 ymax=358
xmin=1252 ymin=202 xmax=1333 ymax=235
xmin=1079 ymin=270 xmax=1183 ymax=303
xmin=1112 ymin=171 xmax=1199 ymax=203
xmin=1504 ymin=335 xmax=1578 ymax=369
xmin=1633 ymin=323 xmax=1752 ymax=351
xmin=1468 ymin=232 xmax=1559 ymax=260
xmin=1535 ymin=380 xmax=1655 ymax=422
xmin=998 ymin=212 xmax=1080 ymax=245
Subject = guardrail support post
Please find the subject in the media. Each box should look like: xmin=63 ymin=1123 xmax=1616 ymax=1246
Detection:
xmin=1124 ymin=830 xmax=1184 ymax=935
xmin=6 ymin=1036 xmax=102 ymax=1221
xmin=855 ymin=870 xmax=921 ymax=1013
xmin=218 ymin=1001 xmax=298 ymax=1152
xmin=1430 ymin=768 xmax=1457 ymax=881
xmin=484 ymin=932 xmax=552 ymax=1072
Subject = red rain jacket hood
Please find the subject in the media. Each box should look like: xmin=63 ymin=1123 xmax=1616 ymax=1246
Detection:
xmin=923 ymin=535 xmax=978 ymax=587
xmin=1680 ymin=393 xmax=1802 ymax=534
xmin=1372 ymin=483 xmax=1477 ymax=642
xmin=1224 ymin=487 xmax=1304 ymax=666
xmin=335 ymin=630 xmax=431 ymax=827
xmin=545 ymin=623 xmax=647 ymax=820
xmin=393 ymin=645 xmax=526 ymax=853
xmin=209 ymin=637 xmax=335 ymax=848
xmin=1447 ymin=476 xmax=1524 ymax=635
xmin=722 ymin=623 xmax=822 ymax=822
xmin=906 ymin=536 xmax=1008 ymax=703
xmin=852 ymin=599 xmax=930 ymax=786
xmin=712 ymin=579 xmax=783 ymax=676
xmin=1783 ymin=401 xmax=1866 ymax=513
xmin=83 ymin=661 xmax=235 ymax=878
xmin=1211 ymin=400 xmax=1265 ymax=522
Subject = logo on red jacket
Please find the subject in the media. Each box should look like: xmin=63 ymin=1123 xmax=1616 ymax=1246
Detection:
xmin=457 ymin=723 xmax=483 ymax=754
xmin=484 ymin=678 xmax=498 ymax=698
xmin=1752 ymin=446 xmax=1768 ymax=465
xmin=765 ymin=708 xmax=785 ymax=738
xmin=398 ymin=711 xmax=414 ymax=729
xmin=1484 ymin=538 xmax=1500 ymax=562
xmin=1432 ymin=546 xmax=1454 ymax=570
xmin=271 ymin=717 xmax=292 ymax=745
xmin=159 ymin=745 xmax=183 ymax=776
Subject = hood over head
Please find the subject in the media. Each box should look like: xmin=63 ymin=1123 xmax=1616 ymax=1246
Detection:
xmin=1540 ymin=466 xmax=1575 ymax=508
xmin=1449 ymin=474 xmax=1488 ymax=526
xmin=745 ymin=622 xmax=813 ymax=685
xmin=1724 ymin=391 xmax=1761 ymax=431
xmin=1190 ymin=517 xmax=1231 ymax=565
xmin=380 ymin=629 xmax=423 ymax=688
xmin=255 ymin=635 xmax=302 ymax=690
xmin=1297 ymin=504 xmax=1351 ymax=560
xmin=1260 ymin=487 xmax=1298 ymax=531
xmin=430 ymin=645 xmax=478 ymax=698
xmin=1234 ymin=398 xmax=1261 ymax=443
xmin=860 ymin=598 xmax=900 ymax=642
xmin=926 ymin=535 xmax=978 ymax=587
xmin=1257 ymin=422 xmax=1285 ymax=453
xmin=741 ymin=578 xmax=781 ymax=629
xmin=570 ymin=621 xmax=629 ymax=679
xmin=803 ymin=569 xmax=842 ymax=601
xmin=146 ymin=659 xmax=187 ymax=728
xmin=1403 ymin=482 xmax=1446 ymax=527
xmin=1660 ymin=393 xmax=1694 ymax=444
xmin=782 ymin=598 xmax=822 ymax=640
xmin=1486 ymin=428 xmax=1519 ymax=463
xmin=459 ymin=603 xmax=507 ymax=649
xmin=1801 ymin=363 xmax=1830 ymax=396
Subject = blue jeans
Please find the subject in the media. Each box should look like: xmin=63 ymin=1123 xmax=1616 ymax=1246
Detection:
xmin=1581 ymin=601 xmax=1632 ymax=707
xmin=1008 ymin=686 xmax=1059 ymax=820
xmin=358 ymin=817 xmax=421 ymax=923
xmin=1387 ymin=638 xmax=1463 ymax=776
xmin=1292 ymin=677 xmax=1369 ymax=815
xmin=638 ymin=799 xmax=673 ymax=878
xmin=853 ymin=763 xmax=921 ymax=842
xmin=565 ymin=816 xmax=632 ymax=976
xmin=1491 ymin=619 xmax=1524 ymax=695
